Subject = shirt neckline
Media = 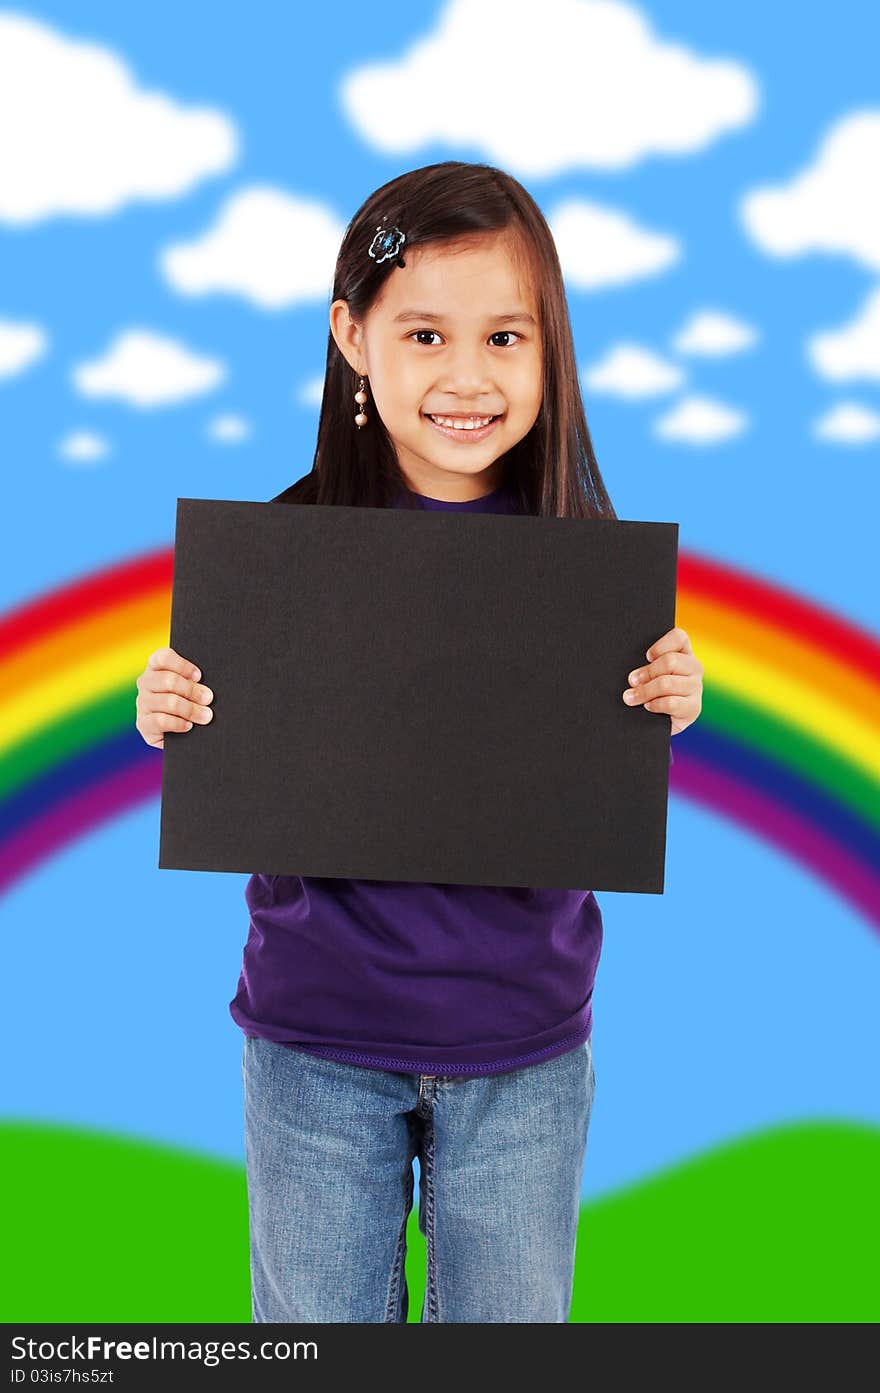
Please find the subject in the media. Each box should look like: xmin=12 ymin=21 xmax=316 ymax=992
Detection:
xmin=409 ymin=482 xmax=508 ymax=506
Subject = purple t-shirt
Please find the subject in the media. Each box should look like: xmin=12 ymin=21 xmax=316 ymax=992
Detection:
xmin=228 ymin=480 xmax=603 ymax=1075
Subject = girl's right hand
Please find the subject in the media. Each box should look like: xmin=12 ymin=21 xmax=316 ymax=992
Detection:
xmin=135 ymin=646 xmax=214 ymax=749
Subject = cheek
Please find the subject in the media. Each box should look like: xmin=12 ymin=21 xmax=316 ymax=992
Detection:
xmin=381 ymin=361 xmax=426 ymax=411
xmin=367 ymin=365 xmax=414 ymax=421
xmin=509 ymin=348 xmax=542 ymax=390
xmin=508 ymin=363 xmax=543 ymax=420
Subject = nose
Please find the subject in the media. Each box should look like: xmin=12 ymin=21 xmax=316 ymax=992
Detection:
xmin=438 ymin=343 xmax=496 ymax=396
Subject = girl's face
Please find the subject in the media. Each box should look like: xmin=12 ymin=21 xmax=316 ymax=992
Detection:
xmin=331 ymin=231 xmax=543 ymax=500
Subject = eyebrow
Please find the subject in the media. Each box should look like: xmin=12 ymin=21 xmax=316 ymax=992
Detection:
xmin=391 ymin=309 xmax=537 ymax=326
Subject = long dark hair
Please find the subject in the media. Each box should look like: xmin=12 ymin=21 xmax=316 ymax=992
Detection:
xmin=272 ymin=161 xmax=616 ymax=520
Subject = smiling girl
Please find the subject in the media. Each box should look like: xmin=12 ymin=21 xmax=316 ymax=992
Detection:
xmin=135 ymin=161 xmax=703 ymax=1323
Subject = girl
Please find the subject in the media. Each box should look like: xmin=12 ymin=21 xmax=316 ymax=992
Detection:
xmin=135 ymin=161 xmax=703 ymax=1323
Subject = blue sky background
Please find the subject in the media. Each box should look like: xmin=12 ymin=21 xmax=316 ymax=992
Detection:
xmin=1 ymin=0 xmax=877 ymax=1201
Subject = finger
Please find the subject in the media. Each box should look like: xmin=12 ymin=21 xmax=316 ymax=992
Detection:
xmin=151 ymin=711 xmax=197 ymax=733
xmin=645 ymin=627 xmax=693 ymax=662
xmin=628 ymin=653 xmax=701 ymax=686
xmin=627 ymin=673 xmax=701 ymax=703
xmin=140 ymin=677 xmax=214 ymax=722
xmin=148 ymin=647 xmax=202 ymax=683
xmin=141 ymin=667 xmax=206 ymax=700
xmin=136 ymin=711 xmax=195 ymax=749
xmin=142 ymin=666 xmax=213 ymax=706
xmin=643 ymin=695 xmax=689 ymax=714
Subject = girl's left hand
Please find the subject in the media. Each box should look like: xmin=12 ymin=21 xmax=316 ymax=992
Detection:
xmin=623 ymin=627 xmax=703 ymax=737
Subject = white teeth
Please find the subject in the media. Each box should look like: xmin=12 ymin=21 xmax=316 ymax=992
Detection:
xmin=428 ymin=414 xmax=495 ymax=430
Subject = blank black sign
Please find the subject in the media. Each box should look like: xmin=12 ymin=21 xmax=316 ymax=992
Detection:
xmin=158 ymin=498 xmax=678 ymax=892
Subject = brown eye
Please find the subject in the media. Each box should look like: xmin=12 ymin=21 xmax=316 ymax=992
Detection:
xmin=408 ymin=330 xmax=523 ymax=347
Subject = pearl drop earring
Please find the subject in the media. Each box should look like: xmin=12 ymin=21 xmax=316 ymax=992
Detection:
xmin=354 ymin=375 xmax=368 ymax=428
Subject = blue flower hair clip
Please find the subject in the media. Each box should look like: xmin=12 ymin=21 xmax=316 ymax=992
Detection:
xmin=368 ymin=217 xmax=406 ymax=269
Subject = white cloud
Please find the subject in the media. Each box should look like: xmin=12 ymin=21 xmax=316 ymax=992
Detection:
xmin=57 ymin=430 xmax=110 ymax=463
xmin=671 ymin=309 xmax=758 ymax=356
xmin=72 ymin=329 xmax=225 ymax=407
xmin=160 ymin=187 xmax=345 ymax=309
xmin=0 ymin=318 xmax=48 ymax=378
xmin=740 ymin=111 xmax=880 ymax=272
xmin=296 ymin=375 xmax=325 ymax=408
xmin=207 ymin=413 xmax=251 ymax=443
xmin=812 ymin=401 xmax=880 ymax=444
xmin=583 ymin=343 xmax=685 ymax=398
xmin=653 ymin=394 xmax=748 ymax=444
xmin=807 ymin=286 xmax=880 ymax=383
xmin=0 ymin=11 xmax=236 ymax=225
xmin=340 ymin=0 xmax=757 ymax=176
xmin=550 ymin=200 xmax=679 ymax=289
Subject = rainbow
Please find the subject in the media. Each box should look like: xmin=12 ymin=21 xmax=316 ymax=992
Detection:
xmin=1 ymin=548 xmax=878 ymax=926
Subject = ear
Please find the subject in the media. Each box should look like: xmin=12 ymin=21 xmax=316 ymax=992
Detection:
xmin=329 ymin=299 xmax=366 ymax=375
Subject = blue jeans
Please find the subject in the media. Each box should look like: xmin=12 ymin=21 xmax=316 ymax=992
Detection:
xmin=242 ymin=1034 xmax=596 ymax=1322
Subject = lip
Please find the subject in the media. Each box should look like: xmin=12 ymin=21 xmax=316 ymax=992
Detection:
xmin=423 ymin=413 xmax=503 ymax=443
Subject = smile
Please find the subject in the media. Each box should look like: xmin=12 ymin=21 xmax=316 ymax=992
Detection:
xmin=423 ymin=413 xmax=503 ymax=442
